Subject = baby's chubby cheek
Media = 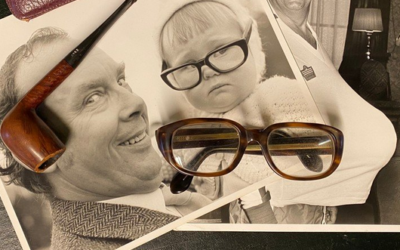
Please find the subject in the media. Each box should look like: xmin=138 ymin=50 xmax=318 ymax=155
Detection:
xmin=184 ymin=91 xmax=206 ymax=110
xmin=200 ymin=93 xmax=244 ymax=113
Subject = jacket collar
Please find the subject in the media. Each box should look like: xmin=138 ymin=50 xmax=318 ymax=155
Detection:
xmin=51 ymin=198 xmax=179 ymax=240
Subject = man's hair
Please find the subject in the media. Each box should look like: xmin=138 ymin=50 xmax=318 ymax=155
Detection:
xmin=0 ymin=27 xmax=68 ymax=194
xmin=160 ymin=1 xmax=266 ymax=84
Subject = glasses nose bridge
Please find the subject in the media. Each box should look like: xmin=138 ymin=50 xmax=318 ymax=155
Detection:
xmin=245 ymin=129 xmax=265 ymax=145
xmin=200 ymin=59 xmax=220 ymax=81
xmin=197 ymin=59 xmax=207 ymax=69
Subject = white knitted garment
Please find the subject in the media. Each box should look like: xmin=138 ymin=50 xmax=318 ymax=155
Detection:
xmin=193 ymin=76 xmax=316 ymax=184
xmin=223 ymin=75 xmax=315 ymax=128
xmin=226 ymin=76 xmax=316 ymax=183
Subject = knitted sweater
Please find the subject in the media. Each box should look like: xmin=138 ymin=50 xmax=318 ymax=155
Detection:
xmin=50 ymin=198 xmax=178 ymax=250
xmin=192 ymin=76 xmax=315 ymax=186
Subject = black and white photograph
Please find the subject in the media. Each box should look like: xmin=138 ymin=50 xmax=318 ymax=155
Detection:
xmin=0 ymin=0 xmax=399 ymax=250
xmin=177 ymin=0 xmax=400 ymax=230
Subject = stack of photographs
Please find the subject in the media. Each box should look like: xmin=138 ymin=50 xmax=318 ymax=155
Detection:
xmin=0 ymin=0 xmax=398 ymax=249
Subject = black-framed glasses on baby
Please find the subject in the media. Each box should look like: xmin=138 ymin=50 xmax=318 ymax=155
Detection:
xmin=160 ymin=21 xmax=253 ymax=91
xmin=156 ymin=118 xmax=344 ymax=193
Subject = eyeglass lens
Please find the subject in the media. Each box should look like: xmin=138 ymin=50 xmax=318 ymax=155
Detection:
xmin=171 ymin=122 xmax=240 ymax=173
xmin=170 ymin=122 xmax=336 ymax=178
xmin=166 ymin=44 xmax=246 ymax=89
xmin=267 ymin=127 xmax=334 ymax=178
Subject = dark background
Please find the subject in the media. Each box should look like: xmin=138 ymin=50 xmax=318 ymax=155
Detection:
xmin=339 ymin=0 xmax=392 ymax=92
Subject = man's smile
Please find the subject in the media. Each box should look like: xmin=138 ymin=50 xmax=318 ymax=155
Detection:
xmin=118 ymin=131 xmax=147 ymax=146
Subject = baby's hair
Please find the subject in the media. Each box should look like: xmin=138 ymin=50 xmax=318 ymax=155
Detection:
xmin=159 ymin=0 xmax=266 ymax=83
xmin=161 ymin=1 xmax=237 ymax=53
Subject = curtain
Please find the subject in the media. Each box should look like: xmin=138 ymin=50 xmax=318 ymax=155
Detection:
xmin=387 ymin=0 xmax=400 ymax=99
xmin=308 ymin=0 xmax=351 ymax=69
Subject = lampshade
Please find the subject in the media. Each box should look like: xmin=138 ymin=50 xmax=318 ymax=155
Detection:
xmin=352 ymin=8 xmax=383 ymax=33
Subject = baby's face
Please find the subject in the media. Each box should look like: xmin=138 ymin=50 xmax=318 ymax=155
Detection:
xmin=162 ymin=20 xmax=257 ymax=113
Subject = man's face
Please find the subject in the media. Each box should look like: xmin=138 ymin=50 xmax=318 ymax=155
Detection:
xmin=15 ymin=40 xmax=163 ymax=199
xmin=272 ymin=0 xmax=312 ymax=12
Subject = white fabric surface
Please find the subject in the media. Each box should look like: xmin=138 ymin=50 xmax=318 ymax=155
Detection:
xmin=192 ymin=76 xmax=317 ymax=207
xmin=263 ymin=17 xmax=397 ymax=207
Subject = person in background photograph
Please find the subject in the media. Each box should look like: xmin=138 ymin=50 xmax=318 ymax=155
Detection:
xmin=0 ymin=27 xmax=211 ymax=249
xmin=267 ymin=0 xmax=396 ymax=223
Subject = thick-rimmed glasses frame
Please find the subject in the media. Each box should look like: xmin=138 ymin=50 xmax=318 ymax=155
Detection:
xmin=156 ymin=118 xmax=344 ymax=181
xmin=160 ymin=22 xmax=253 ymax=91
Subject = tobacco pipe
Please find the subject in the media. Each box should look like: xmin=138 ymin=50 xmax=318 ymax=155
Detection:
xmin=0 ymin=0 xmax=136 ymax=173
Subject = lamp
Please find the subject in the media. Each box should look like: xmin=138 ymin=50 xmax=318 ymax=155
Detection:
xmin=352 ymin=8 xmax=383 ymax=60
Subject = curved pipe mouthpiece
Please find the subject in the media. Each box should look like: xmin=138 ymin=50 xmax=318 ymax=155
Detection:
xmin=170 ymin=172 xmax=194 ymax=194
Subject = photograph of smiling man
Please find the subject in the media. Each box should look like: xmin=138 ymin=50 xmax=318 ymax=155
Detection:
xmin=0 ymin=0 xmax=331 ymax=249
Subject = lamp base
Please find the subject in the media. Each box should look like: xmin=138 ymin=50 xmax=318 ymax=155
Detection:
xmin=366 ymin=32 xmax=373 ymax=60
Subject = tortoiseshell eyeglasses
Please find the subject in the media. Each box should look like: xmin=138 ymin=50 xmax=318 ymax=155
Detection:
xmin=156 ymin=118 xmax=344 ymax=193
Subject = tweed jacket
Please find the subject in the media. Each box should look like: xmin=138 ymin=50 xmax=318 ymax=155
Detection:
xmin=50 ymin=198 xmax=179 ymax=250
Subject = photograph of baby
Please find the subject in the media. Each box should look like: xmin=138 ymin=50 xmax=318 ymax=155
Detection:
xmin=176 ymin=0 xmax=400 ymax=230
xmin=152 ymin=0 xmax=329 ymax=225
xmin=0 ymin=0 xmax=397 ymax=250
